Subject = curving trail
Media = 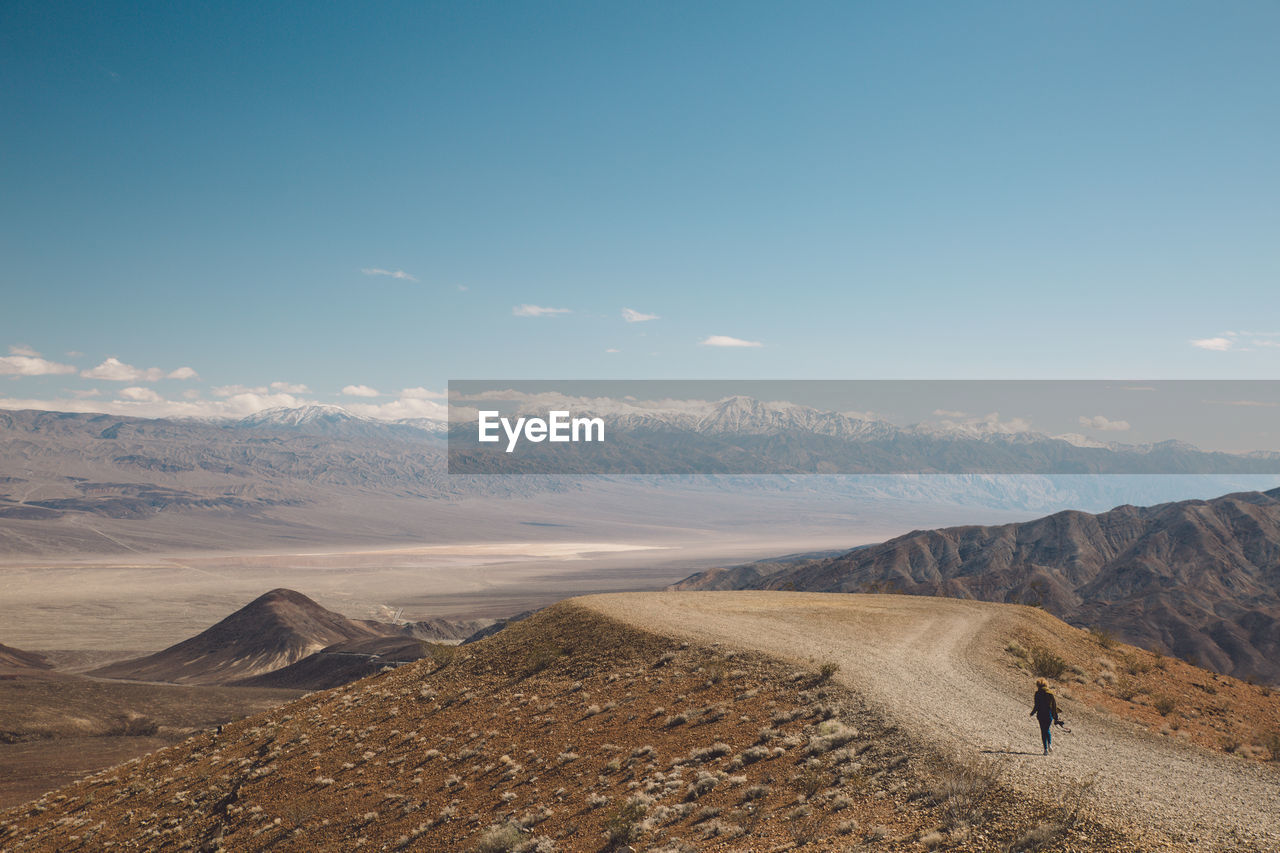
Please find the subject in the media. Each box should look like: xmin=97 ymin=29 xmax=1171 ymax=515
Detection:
xmin=581 ymin=591 xmax=1278 ymax=852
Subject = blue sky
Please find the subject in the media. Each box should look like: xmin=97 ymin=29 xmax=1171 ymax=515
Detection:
xmin=2 ymin=1 xmax=1278 ymax=421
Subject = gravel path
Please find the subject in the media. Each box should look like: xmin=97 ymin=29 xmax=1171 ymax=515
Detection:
xmin=581 ymin=591 xmax=1279 ymax=852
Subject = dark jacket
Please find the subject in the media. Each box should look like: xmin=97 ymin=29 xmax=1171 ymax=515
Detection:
xmin=1030 ymin=687 xmax=1059 ymax=723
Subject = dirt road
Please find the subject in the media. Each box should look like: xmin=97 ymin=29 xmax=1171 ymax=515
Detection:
xmin=582 ymin=591 xmax=1278 ymax=852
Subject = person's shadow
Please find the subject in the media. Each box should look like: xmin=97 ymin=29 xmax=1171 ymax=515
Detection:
xmin=979 ymin=748 xmax=1042 ymax=756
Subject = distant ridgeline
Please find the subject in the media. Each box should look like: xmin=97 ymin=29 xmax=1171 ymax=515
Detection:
xmin=446 ymin=381 xmax=1280 ymax=475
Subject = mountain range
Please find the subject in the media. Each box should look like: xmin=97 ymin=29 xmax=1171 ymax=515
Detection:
xmin=673 ymin=486 xmax=1280 ymax=683
xmin=451 ymin=394 xmax=1280 ymax=475
xmin=3 ymin=403 xmax=1279 ymax=557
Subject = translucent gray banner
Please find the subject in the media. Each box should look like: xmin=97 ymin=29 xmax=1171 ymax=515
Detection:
xmin=447 ymin=380 xmax=1280 ymax=475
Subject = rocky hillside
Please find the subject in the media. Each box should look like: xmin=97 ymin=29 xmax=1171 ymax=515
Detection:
xmin=677 ymin=487 xmax=1280 ymax=683
xmin=0 ymin=601 xmax=1133 ymax=852
xmin=90 ymin=589 xmax=397 ymax=685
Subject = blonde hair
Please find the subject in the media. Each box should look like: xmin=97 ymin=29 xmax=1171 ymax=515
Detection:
xmin=1035 ymin=678 xmax=1048 ymax=689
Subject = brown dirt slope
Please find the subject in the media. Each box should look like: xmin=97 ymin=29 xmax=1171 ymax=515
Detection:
xmin=89 ymin=588 xmax=396 ymax=685
xmin=0 ymin=599 xmax=1137 ymax=853
xmin=0 ymin=672 xmax=298 ymax=809
xmin=583 ymin=592 xmax=1280 ymax=852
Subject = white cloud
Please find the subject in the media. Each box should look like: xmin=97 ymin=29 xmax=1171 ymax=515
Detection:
xmin=0 ymin=390 xmax=312 ymax=420
xmin=932 ymin=409 xmax=967 ymax=418
xmin=362 ymin=267 xmax=418 ymax=282
xmin=0 ymin=355 xmax=77 ymax=376
xmin=1079 ymin=414 xmax=1131 ymax=432
xmin=400 ymin=386 xmax=445 ymax=400
xmin=342 ymin=384 xmax=381 ymax=397
xmin=81 ymin=357 xmax=196 ymax=382
xmin=214 ymin=381 xmax=308 ymax=396
xmin=512 ymin=302 xmax=573 ymax=315
xmin=700 ymin=335 xmax=763 ymax=348
xmin=8 ymin=344 xmax=40 ymax=357
xmin=213 ymin=384 xmax=267 ymax=397
xmin=605 ymin=348 xmax=621 ymax=353
xmin=82 ymin=358 xmax=162 ymax=381
xmin=513 ymin=304 xmax=572 ymax=317
xmin=119 ymin=386 xmax=164 ymax=403
xmin=622 ymin=308 xmax=659 ymax=323
xmin=1191 ymin=337 xmax=1233 ymax=351
xmin=345 ymin=396 xmax=448 ymax=421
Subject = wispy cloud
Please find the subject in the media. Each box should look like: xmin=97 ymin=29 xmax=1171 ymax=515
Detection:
xmin=119 ymin=386 xmax=164 ymax=403
xmin=214 ymin=382 xmax=307 ymax=397
xmin=341 ymin=384 xmax=381 ymax=397
xmin=0 ymin=354 xmax=77 ymax=376
xmin=622 ymin=308 xmax=659 ymax=323
xmin=1079 ymin=414 xmax=1131 ymax=431
xmin=0 ymin=391 xmax=312 ymax=420
xmin=1210 ymin=399 xmax=1280 ymax=408
xmin=344 ymin=393 xmax=447 ymax=421
xmin=700 ymin=335 xmax=763 ymax=348
xmin=361 ymin=267 xmax=418 ymax=282
xmin=81 ymin=357 xmax=198 ymax=382
xmin=1190 ymin=331 xmax=1280 ymax=352
xmin=8 ymin=344 xmax=40 ymax=357
xmin=605 ymin=348 xmax=621 ymax=353
xmin=513 ymin=304 xmax=572 ymax=317
xmin=932 ymin=409 xmax=967 ymax=418
xmin=400 ymin=386 xmax=445 ymax=400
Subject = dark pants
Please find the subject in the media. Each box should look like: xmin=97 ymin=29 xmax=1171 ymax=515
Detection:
xmin=1038 ymin=718 xmax=1053 ymax=750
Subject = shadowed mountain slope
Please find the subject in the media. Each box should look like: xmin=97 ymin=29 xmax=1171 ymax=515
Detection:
xmin=676 ymin=487 xmax=1280 ymax=682
xmin=0 ymin=644 xmax=51 ymax=671
xmin=231 ymin=636 xmax=432 ymax=690
xmin=89 ymin=589 xmax=395 ymax=685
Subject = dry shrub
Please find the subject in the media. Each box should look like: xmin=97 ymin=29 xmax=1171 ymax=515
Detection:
xmin=806 ymin=720 xmax=858 ymax=755
xmin=1005 ymin=821 xmax=1067 ymax=852
xmin=1088 ymin=626 xmax=1116 ymax=649
xmin=522 ymin=644 xmax=561 ymax=677
xmin=429 ymin=643 xmax=457 ymax=669
xmin=474 ymin=821 xmax=522 ymax=853
xmin=1028 ymin=645 xmax=1067 ymax=680
xmin=928 ymin=758 xmax=1002 ymax=831
xmin=604 ymin=800 xmax=647 ymax=847
xmin=1263 ymin=731 xmax=1280 ymax=762
xmin=791 ymin=765 xmax=832 ymax=799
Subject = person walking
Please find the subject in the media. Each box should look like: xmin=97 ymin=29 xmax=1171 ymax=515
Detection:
xmin=1030 ymin=677 xmax=1061 ymax=755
